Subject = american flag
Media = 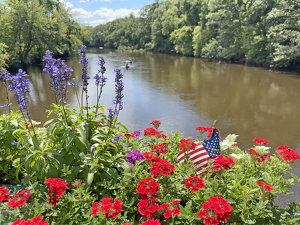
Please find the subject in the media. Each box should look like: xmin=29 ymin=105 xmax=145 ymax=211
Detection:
xmin=177 ymin=129 xmax=221 ymax=175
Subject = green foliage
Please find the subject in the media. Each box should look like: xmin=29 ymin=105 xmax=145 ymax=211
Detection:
xmin=0 ymin=0 xmax=82 ymax=67
xmin=84 ymin=0 xmax=300 ymax=67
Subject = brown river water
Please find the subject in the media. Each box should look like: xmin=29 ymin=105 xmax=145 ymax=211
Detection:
xmin=1 ymin=47 xmax=300 ymax=206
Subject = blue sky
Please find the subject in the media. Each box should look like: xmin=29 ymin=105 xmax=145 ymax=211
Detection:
xmin=60 ymin=0 xmax=156 ymax=26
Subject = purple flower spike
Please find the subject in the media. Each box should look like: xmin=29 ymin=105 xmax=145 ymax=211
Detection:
xmin=126 ymin=150 xmax=145 ymax=166
xmin=68 ymin=78 xmax=80 ymax=87
xmin=11 ymin=141 xmax=17 ymax=145
xmin=9 ymin=69 xmax=30 ymax=111
xmin=0 ymin=103 xmax=12 ymax=108
xmin=78 ymin=45 xmax=89 ymax=92
xmin=111 ymin=134 xmax=122 ymax=143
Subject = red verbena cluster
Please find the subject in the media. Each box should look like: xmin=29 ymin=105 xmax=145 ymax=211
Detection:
xmin=91 ymin=202 xmax=99 ymax=216
xmin=7 ymin=189 xmax=30 ymax=209
xmin=197 ymin=196 xmax=233 ymax=225
xmin=275 ymin=145 xmax=300 ymax=162
xmin=253 ymin=137 xmax=269 ymax=145
xmin=144 ymin=153 xmax=175 ymax=178
xmin=150 ymin=120 xmax=161 ymax=130
xmin=195 ymin=126 xmax=213 ymax=138
xmin=144 ymin=127 xmax=160 ymax=137
xmin=136 ymin=177 xmax=160 ymax=200
xmin=249 ymin=149 xmax=271 ymax=164
xmin=91 ymin=198 xmax=122 ymax=218
xmin=125 ymin=133 xmax=136 ymax=138
xmin=151 ymin=158 xmax=175 ymax=178
xmin=185 ymin=176 xmax=205 ymax=192
xmin=101 ymin=197 xmax=122 ymax=218
xmin=0 ymin=186 xmax=11 ymax=202
xmin=153 ymin=143 xmax=167 ymax=156
xmin=160 ymin=200 xmax=181 ymax=219
xmin=136 ymin=177 xmax=160 ymax=218
xmin=179 ymin=139 xmax=198 ymax=151
xmin=45 ymin=178 xmax=69 ymax=207
xmin=140 ymin=219 xmax=161 ymax=225
xmin=11 ymin=215 xmax=48 ymax=225
xmin=212 ymin=155 xmax=237 ymax=171
xmin=256 ymin=182 xmax=276 ymax=192
xmin=160 ymin=134 xmax=167 ymax=139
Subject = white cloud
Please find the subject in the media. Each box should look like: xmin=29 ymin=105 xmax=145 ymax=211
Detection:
xmin=87 ymin=19 xmax=107 ymax=26
xmin=93 ymin=8 xmax=140 ymax=19
xmin=72 ymin=8 xmax=93 ymax=19
xmin=58 ymin=0 xmax=73 ymax=8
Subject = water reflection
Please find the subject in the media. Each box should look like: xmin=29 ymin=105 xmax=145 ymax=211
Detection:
xmin=1 ymin=48 xmax=300 ymax=154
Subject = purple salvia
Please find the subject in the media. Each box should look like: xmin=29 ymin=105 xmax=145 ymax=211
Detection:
xmin=94 ymin=56 xmax=107 ymax=114
xmin=78 ymin=45 xmax=89 ymax=140
xmin=9 ymin=69 xmax=39 ymax=146
xmin=55 ymin=59 xmax=73 ymax=106
xmin=111 ymin=134 xmax=122 ymax=143
xmin=43 ymin=50 xmax=59 ymax=104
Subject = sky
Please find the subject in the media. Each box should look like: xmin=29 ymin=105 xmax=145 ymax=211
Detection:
xmin=59 ymin=0 xmax=156 ymax=26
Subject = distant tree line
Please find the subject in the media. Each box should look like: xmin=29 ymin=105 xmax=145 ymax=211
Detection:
xmin=85 ymin=0 xmax=300 ymax=68
xmin=0 ymin=0 xmax=84 ymax=70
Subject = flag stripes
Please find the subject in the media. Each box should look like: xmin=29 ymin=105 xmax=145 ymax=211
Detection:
xmin=177 ymin=142 xmax=211 ymax=175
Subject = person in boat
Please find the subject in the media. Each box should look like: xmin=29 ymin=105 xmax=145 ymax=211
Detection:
xmin=128 ymin=58 xmax=132 ymax=63
xmin=125 ymin=63 xmax=129 ymax=69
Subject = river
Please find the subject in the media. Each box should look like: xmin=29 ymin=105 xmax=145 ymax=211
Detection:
xmin=3 ymin=47 xmax=300 ymax=152
xmin=1 ymin=47 xmax=300 ymax=206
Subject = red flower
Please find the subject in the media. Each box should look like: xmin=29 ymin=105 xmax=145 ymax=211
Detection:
xmin=250 ymin=149 xmax=270 ymax=164
xmin=0 ymin=186 xmax=11 ymax=202
xmin=163 ymin=209 xmax=172 ymax=218
xmin=153 ymin=144 xmax=167 ymax=156
xmin=45 ymin=178 xmax=69 ymax=207
xmin=7 ymin=189 xmax=30 ymax=209
xmin=179 ymin=139 xmax=198 ymax=151
xmin=172 ymin=200 xmax=180 ymax=205
xmin=160 ymin=134 xmax=167 ymax=139
xmin=150 ymin=120 xmax=161 ymax=129
xmin=253 ymin=137 xmax=269 ymax=145
xmin=150 ymin=158 xmax=175 ymax=178
xmin=172 ymin=207 xmax=181 ymax=215
xmin=125 ymin=133 xmax=136 ymax=138
xmin=100 ymin=197 xmax=122 ymax=218
xmin=275 ymin=145 xmax=300 ymax=162
xmin=185 ymin=176 xmax=205 ymax=192
xmin=144 ymin=127 xmax=160 ymax=137
xmin=231 ymin=144 xmax=237 ymax=147
xmin=198 ymin=196 xmax=233 ymax=225
xmin=136 ymin=177 xmax=160 ymax=200
xmin=197 ymin=210 xmax=206 ymax=219
xmin=195 ymin=127 xmax=213 ymax=138
xmin=91 ymin=202 xmax=99 ymax=216
xmin=12 ymin=215 xmax=48 ymax=225
xmin=139 ymin=219 xmax=161 ymax=225
xmin=212 ymin=155 xmax=237 ymax=171
xmin=256 ymin=182 xmax=276 ymax=192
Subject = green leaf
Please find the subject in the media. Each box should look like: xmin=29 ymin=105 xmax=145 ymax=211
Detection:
xmin=45 ymin=164 xmax=58 ymax=178
xmin=86 ymin=172 xmax=94 ymax=188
